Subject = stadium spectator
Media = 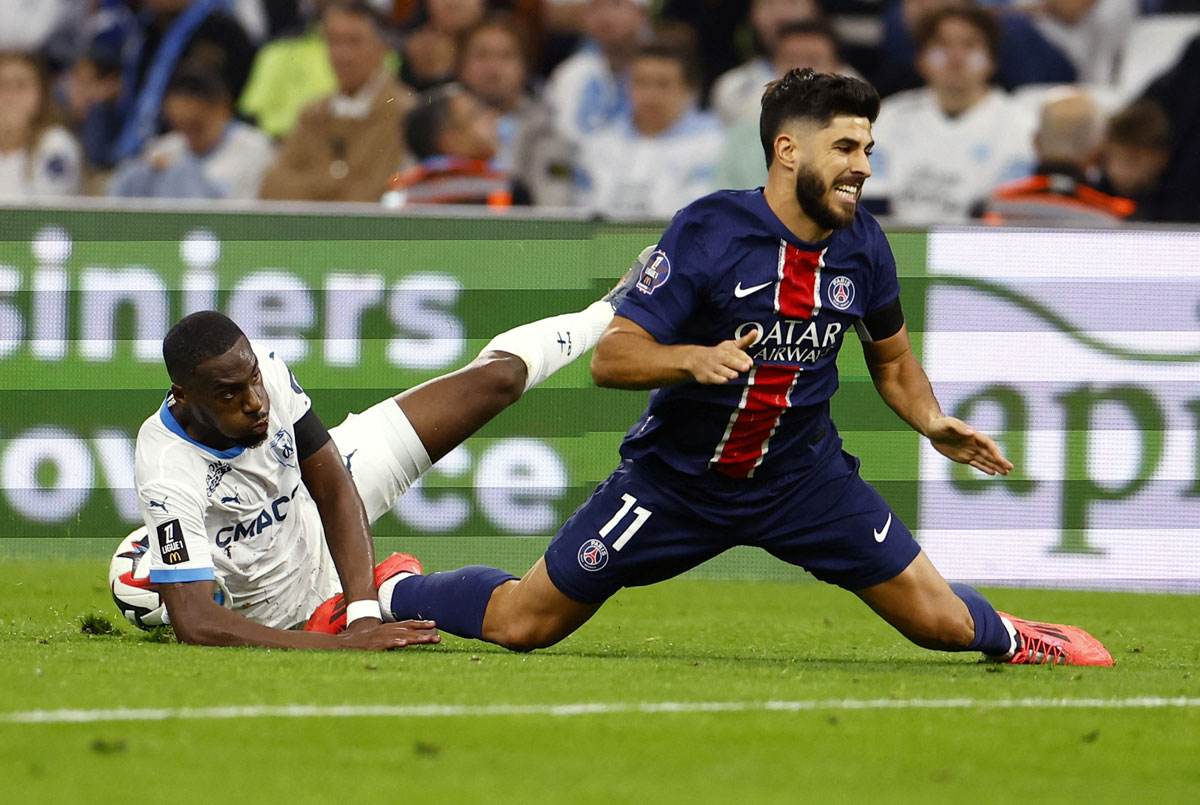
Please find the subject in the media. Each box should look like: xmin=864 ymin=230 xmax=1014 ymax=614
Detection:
xmin=456 ymin=14 xmax=574 ymax=206
xmin=660 ymin=0 xmax=759 ymax=97
xmin=981 ymin=88 xmax=1134 ymax=225
xmin=543 ymin=0 xmax=651 ymax=144
xmin=1029 ymin=0 xmax=1137 ymax=85
xmin=872 ymin=0 xmax=1076 ymax=98
xmin=239 ymin=1 xmax=402 ymax=138
xmin=0 ymin=51 xmax=82 ymax=200
xmin=575 ymin=40 xmax=722 ymax=218
xmin=108 ymin=66 xmax=274 ymax=200
xmin=55 ymin=0 xmax=136 ymax=171
xmin=1139 ymin=33 xmax=1200 ymax=222
xmin=1096 ymin=99 xmax=1171 ymax=222
xmin=718 ymin=21 xmax=854 ymax=190
xmin=384 ymin=83 xmax=522 ymax=206
xmin=112 ymin=0 xmax=258 ymax=162
xmin=863 ymin=6 xmax=1036 ymax=223
xmin=400 ymin=0 xmax=487 ymax=90
xmin=238 ymin=1 xmax=339 ymax=138
xmin=259 ymin=0 xmax=414 ymax=203
xmin=709 ymin=0 xmax=821 ymax=127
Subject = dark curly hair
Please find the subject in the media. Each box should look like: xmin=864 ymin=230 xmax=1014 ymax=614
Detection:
xmin=759 ymin=68 xmax=880 ymax=167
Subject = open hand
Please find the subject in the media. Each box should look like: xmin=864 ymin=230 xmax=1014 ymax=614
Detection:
xmin=684 ymin=329 xmax=758 ymax=384
xmin=339 ymin=620 xmax=440 ymax=651
xmin=927 ymin=416 xmax=1013 ymax=475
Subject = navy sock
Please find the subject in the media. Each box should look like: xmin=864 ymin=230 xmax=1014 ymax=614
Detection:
xmin=389 ymin=566 xmax=517 ymax=640
xmin=951 ymin=583 xmax=1013 ymax=655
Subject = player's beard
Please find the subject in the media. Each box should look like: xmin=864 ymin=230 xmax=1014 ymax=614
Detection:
xmin=794 ymin=165 xmax=856 ymax=233
xmin=235 ymin=430 xmax=270 ymax=449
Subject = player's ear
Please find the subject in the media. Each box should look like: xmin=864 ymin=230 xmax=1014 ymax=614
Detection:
xmin=170 ymin=382 xmax=188 ymax=405
xmin=774 ymin=132 xmax=798 ymax=171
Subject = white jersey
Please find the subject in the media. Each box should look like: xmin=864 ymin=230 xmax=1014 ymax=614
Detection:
xmin=865 ymin=88 xmax=1036 ymax=224
xmin=134 ymin=344 xmax=339 ymax=629
xmin=543 ymin=44 xmax=629 ymax=145
xmin=575 ymin=109 xmax=723 ymax=219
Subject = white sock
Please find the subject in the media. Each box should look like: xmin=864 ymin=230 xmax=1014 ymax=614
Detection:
xmin=376 ymin=572 xmax=415 ymax=623
xmin=481 ymin=299 xmax=613 ymax=392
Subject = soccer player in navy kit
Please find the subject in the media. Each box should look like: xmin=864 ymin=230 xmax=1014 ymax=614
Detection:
xmin=384 ymin=69 xmax=1113 ymax=665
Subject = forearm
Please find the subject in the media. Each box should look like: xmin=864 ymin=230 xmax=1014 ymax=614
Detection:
xmin=173 ymin=604 xmax=351 ymax=650
xmin=591 ymin=330 xmax=702 ymax=389
xmin=869 ymin=350 xmax=944 ymax=437
xmin=316 ymin=479 xmax=377 ymax=605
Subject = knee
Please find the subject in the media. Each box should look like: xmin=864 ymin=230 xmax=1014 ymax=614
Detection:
xmin=470 ymin=352 xmax=527 ymax=406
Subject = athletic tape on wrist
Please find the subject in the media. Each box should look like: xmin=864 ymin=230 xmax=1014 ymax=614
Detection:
xmin=346 ymin=599 xmax=383 ymax=625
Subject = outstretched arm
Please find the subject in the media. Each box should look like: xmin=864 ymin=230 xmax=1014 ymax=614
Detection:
xmin=591 ymin=316 xmax=758 ymax=389
xmin=862 ymin=323 xmax=1012 ymax=476
xmin=160 ymin=581 xmax=438 ymax=650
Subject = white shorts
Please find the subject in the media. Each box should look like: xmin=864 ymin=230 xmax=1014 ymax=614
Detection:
xmin=328 ymin=398 xmax=432 ymax=524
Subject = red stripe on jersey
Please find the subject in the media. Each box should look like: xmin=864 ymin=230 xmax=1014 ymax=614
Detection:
xmin=711 ymin=365 xmax=802 ymax=478
xmin=775 ymin=243 xmax=824 ymax=319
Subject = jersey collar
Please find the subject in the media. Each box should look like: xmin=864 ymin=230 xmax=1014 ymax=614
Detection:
xmin=748 ymin=188 xmax=838 ymax=251
xmin=158 ymin=394 xmax=247 ymax=459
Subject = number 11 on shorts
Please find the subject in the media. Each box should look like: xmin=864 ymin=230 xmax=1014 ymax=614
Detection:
xmin=598 ymin=493 xmax=652 ymax=551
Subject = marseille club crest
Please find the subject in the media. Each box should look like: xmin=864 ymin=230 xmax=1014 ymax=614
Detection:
xmin=577 ymin=538 xmax=609 ymax=572
xmin=269 ymin=429 xmax=296 ymax=467
xmin=828 ymin=276 xmax=855 ymax=310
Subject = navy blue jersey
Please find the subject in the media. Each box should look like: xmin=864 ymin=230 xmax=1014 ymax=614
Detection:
xmin=614 ymin=189 xmax=901 ymax=479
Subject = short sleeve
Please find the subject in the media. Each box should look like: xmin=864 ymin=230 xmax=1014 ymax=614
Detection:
xmin=866 ymin=221 xmax=901 ymax=314
xmin=256 ymin=345 xmax=313 ymax=425
xmin=614 ymin=212 xmax=710 ymax=344
xmin=139 ymin=480 xmax=214 ymax=583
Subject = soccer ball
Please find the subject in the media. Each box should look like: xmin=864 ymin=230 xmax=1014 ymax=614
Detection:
xmin=108 ymin=527 xmax=231 ymax=630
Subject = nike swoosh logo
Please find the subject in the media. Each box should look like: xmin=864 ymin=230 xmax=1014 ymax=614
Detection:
xmin=733 ymin=281 xmax=772 ymax=298
xmin=874 ymin=513 xmax=893 ymax=543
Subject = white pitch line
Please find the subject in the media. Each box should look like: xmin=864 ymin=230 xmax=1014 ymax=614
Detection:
xmin=3 ymin=698 xmax=1200 ymax=725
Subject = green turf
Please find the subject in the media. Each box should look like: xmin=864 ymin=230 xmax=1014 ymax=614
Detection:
xmin=1 ymin=561 xmax=1198 ymax=803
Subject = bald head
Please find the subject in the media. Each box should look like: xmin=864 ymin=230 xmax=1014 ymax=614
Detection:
xmin=1036 ymin=89 xmax=1103 ymax=167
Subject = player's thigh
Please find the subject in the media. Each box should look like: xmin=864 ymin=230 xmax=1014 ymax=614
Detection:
xmin=328 ymin=399 xmax=431 ymax=523
xmin=542 ymin=460 xmax=726 ymax=605
xmin=759 ymin=460 xmax=920 ymax=591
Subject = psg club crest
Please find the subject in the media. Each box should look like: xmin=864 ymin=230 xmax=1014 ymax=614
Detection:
xmin=578 ymin=538 xmax=609 ymax=572
xmin=827 ymin=276 xmax=855 ymax=310
xmin=635 ymin=250 xmax=671 ymax=296
xmin=269 ymin=429 xmax=296 ymax=467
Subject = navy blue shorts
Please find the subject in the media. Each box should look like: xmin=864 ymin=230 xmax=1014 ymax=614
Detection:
xmin=543 ymin=452 xmax=921 ymax=604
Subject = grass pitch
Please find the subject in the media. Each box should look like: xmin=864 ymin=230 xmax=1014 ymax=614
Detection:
xmin=1 ymin=560 xmax=1198 ymax=804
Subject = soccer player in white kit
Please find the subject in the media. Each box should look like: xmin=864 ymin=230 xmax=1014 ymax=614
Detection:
xmin=134 ymin=279 xmax=631 ymax=651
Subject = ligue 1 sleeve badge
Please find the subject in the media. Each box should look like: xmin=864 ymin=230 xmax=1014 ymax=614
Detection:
xmin=578 ymin=538 xmax=609 ymax=571
xmin=827 ymin=276 xmax=855 ymax=310
xmin=635 ymin=250 xmax=671 ymax=295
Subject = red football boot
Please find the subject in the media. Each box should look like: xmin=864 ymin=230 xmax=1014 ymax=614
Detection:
xmin=997 ymin=612 xmax=1114 ymax=666
xmin=304 ymin=553 xmax=423 ymax=634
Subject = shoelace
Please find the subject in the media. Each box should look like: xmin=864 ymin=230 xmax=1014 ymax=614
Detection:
xmin=1018 ymin=632 xmax=1068 ymax=665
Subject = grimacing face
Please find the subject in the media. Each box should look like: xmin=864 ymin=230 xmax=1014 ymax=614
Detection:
xmin=176 ymin=337 xmax=272 ymax=450
xmin=786 ymin=114 xmax=873 ymax=232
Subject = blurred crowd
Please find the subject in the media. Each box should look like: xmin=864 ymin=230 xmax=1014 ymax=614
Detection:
xmin=1 ymin=0 xmax=1198 ymax=223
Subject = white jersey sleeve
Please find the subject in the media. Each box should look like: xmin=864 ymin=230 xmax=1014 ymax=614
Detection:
xmin=255 ymin=343 xmax=313 ymax=426
xmin=139 ymin=478 xmax=215 ymax=583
